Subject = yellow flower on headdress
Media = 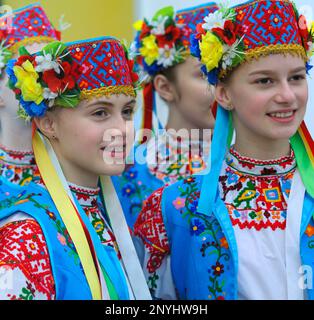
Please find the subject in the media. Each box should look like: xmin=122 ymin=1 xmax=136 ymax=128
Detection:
xmin=140 ymin=34 xmax=159 ymax=66
xmin=200 ymin=32 xmax=223 ymax=72
xmin=133 ymin=20 xmax=144 ymax=31
xmin=14 ymin=60 xmax=44 ymax=104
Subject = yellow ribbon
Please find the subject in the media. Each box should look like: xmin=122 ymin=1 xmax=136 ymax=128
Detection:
xmin=32 ymin=131 xmax=102 ymax=300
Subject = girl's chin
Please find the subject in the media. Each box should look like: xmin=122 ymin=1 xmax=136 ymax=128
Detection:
xmin=100 ymin=163 xmax=126 ymax=176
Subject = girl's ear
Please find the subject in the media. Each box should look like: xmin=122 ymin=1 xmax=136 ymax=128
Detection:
xmin=153 ymin=74 xmax=177 ymax=103
xmin=215 ymin=83 xmax=234 ymax=111
xmin=34 ymin=112 xmax=58 ymax=140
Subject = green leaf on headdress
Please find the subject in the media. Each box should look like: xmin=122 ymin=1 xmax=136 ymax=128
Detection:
xmin=3 ymin=49 xmax=13 ymax=64
xmin=42 ymin=41 xmax=67 ymax=58
xmin=120 ymin=39 xmax=130 ymax=59
xmin=231 ymin=41 xmax=246 ymax=67
xmin=18 ymin=46 xmax=31 ymax=56
xmin=153 ymin=6 xmax=174 ymax=22
xmin=17 ymin=105 xmax=31 ymax=122
xmin=55 ymin=91 xmax=80 ymax=108
xmin=231 ymin=52 xmax=245 ymax=68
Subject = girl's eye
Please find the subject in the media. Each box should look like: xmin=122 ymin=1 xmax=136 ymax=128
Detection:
xmin=122 ymin=107 xmax=135 ymax=119
xmin=289 ymin=74 xmax=306 ymax=81
xmin=255 ymin=78 xmax=273 ymax=85
xmin=93 ymin=110 xmax=108 ymax=117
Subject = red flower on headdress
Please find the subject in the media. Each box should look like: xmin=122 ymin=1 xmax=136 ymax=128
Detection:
xmin=212 ymin=20 xmax=238 ymax=46
xmin=195 ymin=23 xmax=207 ymax=40
xmin=0 ymin=29 xmax=8 ymax=41
xmin=298 ymin=15 xmax=310 ymax=51
xmin=127 ymin=59 xmax=139 ymax=84
xmin=139 ymin=22 xmax=151 ymax=41
xmin=42 ymin=61 xmax=80 ymax=93
xmin=16 ymin=55 xmax=35 ymax=66
xmin=156 ymin=25 xmax=182 ymax=48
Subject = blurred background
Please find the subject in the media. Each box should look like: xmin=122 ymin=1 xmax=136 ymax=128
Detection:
xmin=2 ymin=0 xmax=314 ymax=133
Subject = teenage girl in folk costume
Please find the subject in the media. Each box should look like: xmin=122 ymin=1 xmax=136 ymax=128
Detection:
xmin=0 ymin=37 xmax=150 ymax=300
xmin=134 ymin=0 xmax=314 ymax=300
xmin=0 ymin=4 xmax=61 ymax=186
xmin=113 ymin=3 xmax=218 ymax=231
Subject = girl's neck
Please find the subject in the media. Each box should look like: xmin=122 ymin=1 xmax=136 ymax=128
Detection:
xmin=51 ymin=142 xmax=100 ymax=189
xmin=166 ymin=107 xmax=206 ymax=141
xmin=61 ymin=162 xmax=99 ymax=189
xmin=234 ymin=135 xmax=291 ymax=160
xmin=0 ymin=112 xmax=33 ymax=151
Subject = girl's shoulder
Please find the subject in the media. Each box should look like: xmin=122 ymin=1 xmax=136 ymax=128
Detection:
xmin=0 ymin=177 xmax=55 ymax=223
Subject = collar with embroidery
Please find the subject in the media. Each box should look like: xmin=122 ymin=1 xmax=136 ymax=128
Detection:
xmin=0 ymin=144 xmax=36 ymax=167
xmin=226 ymin=147 xmax=296 ymax=177
xmin=68 ymin=182 xmax=100 ymax=212
xmin=146 ymin=131 xmax=211 ymax=183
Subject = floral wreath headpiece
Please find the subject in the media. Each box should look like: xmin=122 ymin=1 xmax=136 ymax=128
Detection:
xmin=131 ymin=6 xmax=189 ymax=80
xmin=190 ymin=0 xmax=314 ymax=85
xmin=7 ymin=39 xmax=140 ymax=120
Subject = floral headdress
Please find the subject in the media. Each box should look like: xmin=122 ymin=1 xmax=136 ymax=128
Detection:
xmin=191 ymin=0 xmax=314 ymax=85
xmin=195 ymin=1 xmax=314 ymax=220
xmin=132 ymin=3 xmax=218 ymax=140
xmin=131 ymin=6 xmax=188 ymax=79
xmin=0 ymin=3 xmax=60 ymax=76
xmin=7 ymin=37 xmax=139 ymax=120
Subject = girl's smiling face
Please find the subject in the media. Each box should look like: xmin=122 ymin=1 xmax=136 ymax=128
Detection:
xmin=36 ymin=94 xmax=135 ymax=187
xmin=215 ymin=54 xmax=308 ymax=155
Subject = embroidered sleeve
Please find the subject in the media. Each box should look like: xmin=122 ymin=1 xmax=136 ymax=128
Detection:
xmin=134 ymin=187 xmax=177 ymax=299
xmin=134 ymin=187 xmax=170 ymax=271
xmin=0 ymin=219 xmax=55 ymax=300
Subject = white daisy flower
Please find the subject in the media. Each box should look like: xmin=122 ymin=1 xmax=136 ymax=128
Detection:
xmin=157 ymin=45 xmax=177 ymax=68
xmin=35 ymin=53 xmax=61 ymax=73
xmin=221 ymin=37 xmax=245 ymax=70
xmin=151 ymin=15 xmax=169 ymax=36
xmin=129 ymin=41 xmax=138 ymax=60
xmin=43 ymin=88 xmax=58 ymax=107
xmin=202 ymin=11 xmax=226 ymax=31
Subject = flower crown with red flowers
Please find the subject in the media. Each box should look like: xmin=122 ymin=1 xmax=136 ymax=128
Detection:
xmin=7 ymin=42 xmax=82 ymax=120
xmin=7 ymin=37 xmax=140 ymax=120
xmin=131 ymin=6 xmax=188 ymax=80
xmin=190 ymin=0 xmax=314 ymax=85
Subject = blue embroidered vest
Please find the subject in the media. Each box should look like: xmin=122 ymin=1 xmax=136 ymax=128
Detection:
xmin=0 ymin=177 xmax=129 ymax=300
xmin=161 ymin=175 xmax=314 ymax=300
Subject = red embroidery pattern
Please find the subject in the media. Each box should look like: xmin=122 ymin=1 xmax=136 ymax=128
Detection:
xmin=221 ymin=149 xmax=295 ymax=231
xmin=175 ymin=3 xmax=219 ymax=47
xmin=0 ymin=146 xmax=40 ymax=186
xmin=229 ymin=147 xmax=295 ymax=172
xmin=69 ymin=184 xmax=99 ymax=202
xmin=134 ymin=187 xmax=170 ymax=273
xmin=69 ymin=39 xmax=133 ymax=91
xmin=235 ymin=1 xmax=302 ymax=51
xmin=0 ymin=144 xmax=34 ymax=159
xmin=0 ymin=220 xmax=55 ymax=299
xmin=3 ymin=5 xmax=59 ymax=47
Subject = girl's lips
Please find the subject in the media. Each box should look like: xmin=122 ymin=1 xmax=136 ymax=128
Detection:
xmin=101 ymin=145 xmax=127 ymax=159
xmin=267 ymin=110 xmax=297 ymax=123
